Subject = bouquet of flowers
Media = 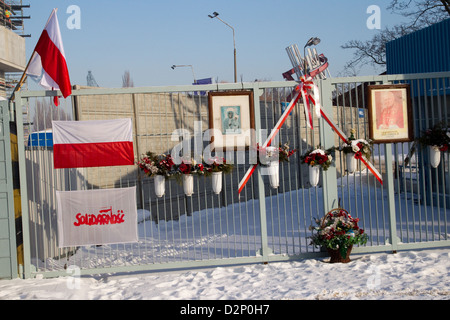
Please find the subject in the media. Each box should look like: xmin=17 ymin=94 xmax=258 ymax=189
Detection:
xmin=176 ymin=157 xmax=206 ymax=176
xmin=417 ymin=123 xmax=450 ymax=152
xmin=137 ymin=152 xmax=176 ymax=178
xmin=310 ymin=208 xmax=368 ymax=261
xmin=172 ymin=157 xmax=206 ymax=195
xmin=255 ymin=143 xmax=297 ymax=165
xmin=278 ymin=142 xmax=298 ymax=163
xmin=203 ymin=156 xmax=234 ymax=176
xmin=339 ymin=129 xmax=373 ymax=159
xmin=300 ymin=147 xmax=333 ymax=171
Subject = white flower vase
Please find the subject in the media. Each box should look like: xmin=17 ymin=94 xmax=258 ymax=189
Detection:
xmin=154 ymin=175 xmax=165 ymax=198
xmin=346 ymin=152 xmax=357 ymax=173
xmin=429 ymin=146 xmax=441 ymax=168
xmin=309 ymin=165 xmax=320 ymax=187
xmin=268 ymin=161 xmax=279 ymax=189
xmin=183 ymin=174 xmax=194 ymax=196
xmin=212 ymin=171 xmax=223 ymax=194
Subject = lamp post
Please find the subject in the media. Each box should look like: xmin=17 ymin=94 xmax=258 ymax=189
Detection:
xmin=171 ymin=64 xmax=196 ymax=83
xmin=208 ymin=12 xmax=237 ymax=83
xmin=303 ymin=37 xmax=320 ymax=76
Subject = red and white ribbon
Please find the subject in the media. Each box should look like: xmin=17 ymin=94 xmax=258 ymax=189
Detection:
xmin=238 ymin=90 xmax=302 ymax=194
xmin=319 ymin=112 xmax=383 ymax=185
xmin=296 ymin=76 xmax=321 ymax=130
xmin=238 ymin=82 xmax=382 ymax=194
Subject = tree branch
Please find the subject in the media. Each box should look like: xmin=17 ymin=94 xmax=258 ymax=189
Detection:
xmin=440 ymin=0 xmax=450 ymax=14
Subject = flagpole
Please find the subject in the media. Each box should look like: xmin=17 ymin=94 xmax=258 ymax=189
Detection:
xmin=9 ymin=51 xmax=36 ymax=101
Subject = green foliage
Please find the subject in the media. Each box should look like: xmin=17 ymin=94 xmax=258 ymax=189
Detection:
xmin=417 ymin=123 xmax=450 ymax=152
xmin=310 ymin=208 xmax=369 ymax=254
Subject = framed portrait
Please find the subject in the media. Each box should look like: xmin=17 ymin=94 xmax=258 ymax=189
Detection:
xmin=367 ymin=84 xmax=413 ymax=144
xmin=208 ymin=91 xmax=255 ymax=150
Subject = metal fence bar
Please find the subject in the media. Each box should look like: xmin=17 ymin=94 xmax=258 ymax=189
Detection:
xmin=11 ymin=74 xmax=450 ymax=279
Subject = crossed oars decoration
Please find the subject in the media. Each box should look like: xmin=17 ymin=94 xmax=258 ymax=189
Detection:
xmin=238 ymin=52 xmax=382 ymax=194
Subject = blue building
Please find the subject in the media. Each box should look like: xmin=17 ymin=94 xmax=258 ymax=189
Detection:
xmin=386 ymin=18 xmax=450 ymax=75
xmin=386 ymin=19 xmax=450 ymax=201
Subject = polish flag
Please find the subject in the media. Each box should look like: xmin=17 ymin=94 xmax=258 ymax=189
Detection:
xmin=27 ymin=8 xmax=71 ymax=106
xmin=52 ymin=119 xmax=135 ymax=169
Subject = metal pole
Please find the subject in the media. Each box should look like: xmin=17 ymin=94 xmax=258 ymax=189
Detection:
xmin=214 ymin=16 xmax=237 ymax=83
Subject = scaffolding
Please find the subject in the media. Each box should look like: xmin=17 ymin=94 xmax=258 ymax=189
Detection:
xmin=0 ymin=0 xmax=30 ymax=37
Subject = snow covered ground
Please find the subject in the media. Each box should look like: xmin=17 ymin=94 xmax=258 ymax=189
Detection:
xmin=0 ymin=170 xmax=448 ymax=301
xmin=0 ymin=247 xmax=448 ymax=300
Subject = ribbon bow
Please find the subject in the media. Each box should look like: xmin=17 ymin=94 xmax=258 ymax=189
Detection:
xmin=295 ymin=76 xmax=321 ymax=129
xmin=354 ymin=151 xmax=363 ymax=160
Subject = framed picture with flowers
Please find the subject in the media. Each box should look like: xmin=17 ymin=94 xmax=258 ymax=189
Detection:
xmin=208 ymin=91 xmax=255 ymax=151
xmin=367 ymin=84 xmax=413 ymax=144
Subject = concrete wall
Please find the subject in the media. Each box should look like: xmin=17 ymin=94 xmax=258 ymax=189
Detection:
xmin=71 ymin=88 xmax=369 ymax=221
xmin=0 ymin=26 xmax=26 ymax=98
xmin=0 ymin=26 xmax=26 ymax=71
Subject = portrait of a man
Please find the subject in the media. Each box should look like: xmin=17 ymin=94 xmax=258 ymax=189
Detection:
xmin=377 ymin=91 xmax=404 ymax=130
xmin=368 ymin=84 xmax=413 ymax=143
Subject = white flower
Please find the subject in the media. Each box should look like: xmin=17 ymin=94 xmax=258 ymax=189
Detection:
xmin=311 ymin=148 xmax=325 ymax=155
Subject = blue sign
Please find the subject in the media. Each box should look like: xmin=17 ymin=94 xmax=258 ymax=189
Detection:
xmin=358 ymin=108 xmax=365 ymax=118
xmin=193 ymin=78 xmax=212 ymax=96
xmin=28 ymin=131 xmax=53 ymax=147
xmin=281 ymin=102 xmax=292 ymax=116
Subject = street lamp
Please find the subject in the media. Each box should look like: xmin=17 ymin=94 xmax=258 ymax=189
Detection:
xmin=171 ymin=64 xmax=196 ymax=83
xmin=303 ymin=37 xmax=321 ymax=75
xmin=208 ymin=11 xmax=237 ymax=83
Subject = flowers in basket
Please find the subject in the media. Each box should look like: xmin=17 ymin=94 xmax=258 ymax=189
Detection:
xmin=309 ymin=208 xmax=368 ymax=263
xmin=417 ymin=123 xmax=450 ymax=168
xmin=300 ymin=147 xmax=333 ymax=171
xmin=137 ymin=152 xmax=176 ymax=178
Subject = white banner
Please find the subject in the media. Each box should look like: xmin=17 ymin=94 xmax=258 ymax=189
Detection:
xmin=56 ymin=187 xmax=138 ymax=248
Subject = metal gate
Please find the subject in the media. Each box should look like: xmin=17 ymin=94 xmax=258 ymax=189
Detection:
xmin=0 ymin=100 xmax=18 ymax=279
xmin=9 ymin=72 xmax=450 ymax=279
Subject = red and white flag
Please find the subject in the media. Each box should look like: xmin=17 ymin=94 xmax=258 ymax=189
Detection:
xmin=52 ymin=118 xmax=135 ymax=169
xmin=56 ymin=187 xmax=138 ymax=247
xmin=27 ymin=8 xmax=71 ymax=106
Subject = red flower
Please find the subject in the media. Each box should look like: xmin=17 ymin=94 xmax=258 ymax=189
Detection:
xmin=179 ymin=163 xmax=190 ymax=174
